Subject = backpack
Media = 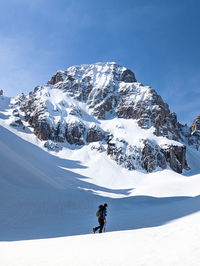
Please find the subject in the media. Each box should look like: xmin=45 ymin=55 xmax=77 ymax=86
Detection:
xmin=96 ymin=205 xmax=103 ymax=218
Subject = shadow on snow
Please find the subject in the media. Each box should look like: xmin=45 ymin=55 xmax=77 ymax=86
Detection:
xmin=0 ymin=125 xmax=200 ymax=241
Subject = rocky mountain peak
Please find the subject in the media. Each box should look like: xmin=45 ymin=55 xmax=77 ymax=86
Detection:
xmin=7 ymin=62 xmax=200 ymax=173
xmin=44 ymin=62 xmax=182 ymax=142
xmin=191 ymin=115 xmax=200 ymax=135
xmin=48 ymin=62 xmax=137 ymax=86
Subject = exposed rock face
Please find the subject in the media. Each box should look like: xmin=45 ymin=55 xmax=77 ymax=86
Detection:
xmin=142 ymin=139 xmax=167 ymax=172
xmin=161 ymin=145 xmax=187 ymax=173
xmin=10 ymin=93 xmax=26 ymax=107
xmin=107 ymin=138 xmax=187 ymax=173
xmin=13 ymin=62 xmax=139 ymax=142
xmin=12 ymin=109 xmax=20 ymax=117
xmin=86 ymin=125 xmax=105 ymax=142
xmin=0 ymin=89 xmax=3 ymax=96
xmin=185 ymin=115 xmax=200 ymax=151
xmin=55 ymin=122 xmax=66 ymax=142
xmin=9 ymin=62 xmax=198 ymax=173
xmin=191 ymin=115 xmax=200 ymax=135
xmin=44 ymin=141 xmax=62 ymax=151
xmin=45 ymin=63 xmax=181 ymax=141
xmin=90 ymin=143 xmax=105 ymax=153
xmin=48 ymin=63 xmax=137 ymax=119
xmin=121 ymin=69 xmax=137 ymax=83
xmin=116 ymin=86 xmax=181 ymax=141
xmin=35 ymin=120 xmax=52 ymax=141
xmin=44 ymin=62 xmax=183 ymax=142
xmin=66 ymin=122 xmax=85 ymax=145
xmin=10 ymin=117 xmax=24 ymax=127
xmin=107 ymin=139 xmax=142 ymax=170
xmin=177 ymin=116 xmax=200 ymax=151
xmin=48 ymin=71 xmax=65 ymax=85
xmin=20 ymin=91 xmax=50 ymax=140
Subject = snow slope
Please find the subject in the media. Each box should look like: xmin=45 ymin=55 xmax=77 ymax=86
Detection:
xmin=1 ymin=121 xmax=200 ymax=241
xmin=1 ymin=93 xmax=200 ymax=265
xmin=1 ymin=211 xmax=200 ymax=266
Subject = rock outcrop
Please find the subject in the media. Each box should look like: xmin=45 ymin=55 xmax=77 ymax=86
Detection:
xmin=107 ymin=138 xmax=142 ymax=170
xmin=191 ymin=115 xmax=200 ymax=135
xmin=116 ymin=85 xmax=181 ymax=141
xmin=142 ymin=139 xmax=167 ymax=172
xmin=65 ymin=122 xmax=86 ymax=145
xmin=160 ymin=144 xmax=188 ymax=173
xmin=44 ymin=141 xmax=62 ymax=151
xmin=107 ymin=137 xmax=187 ymax=173
xmin=86 ymin=125 xmax=105 ymax=143
xmin=186 ymin=115 xmax=200 ymax=151
xmin=48 ymin=71 xmax=66 ymax=85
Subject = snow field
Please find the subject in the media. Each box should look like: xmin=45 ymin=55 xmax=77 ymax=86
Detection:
xmin=1 ymin=211 xmax=200 ymax=266
xmin=0 ymin=94 xmax=200 ymax=265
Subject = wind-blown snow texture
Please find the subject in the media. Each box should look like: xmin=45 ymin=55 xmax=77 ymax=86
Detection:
xmin=0 ymin=62 xmax=200 ymax=266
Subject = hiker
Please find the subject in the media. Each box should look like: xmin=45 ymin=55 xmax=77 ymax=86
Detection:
xmin=93 ymin=203 xmax=108 ymax=233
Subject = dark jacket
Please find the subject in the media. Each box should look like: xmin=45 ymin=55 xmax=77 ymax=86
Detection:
xmin=97 ymin=205 xmax=107 ymax=220
xmin=101 ymin=207 xmax=107 ymax=220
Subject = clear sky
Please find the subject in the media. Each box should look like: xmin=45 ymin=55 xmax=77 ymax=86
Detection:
xmin=0 ymin=0 xmax=199 ymax=125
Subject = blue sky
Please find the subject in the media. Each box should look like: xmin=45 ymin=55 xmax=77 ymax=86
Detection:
xmin=0 ymin=0 xmax=199 ymax=125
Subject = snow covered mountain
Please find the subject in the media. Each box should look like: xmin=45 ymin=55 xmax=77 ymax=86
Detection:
xmin=1 ymin=62 xmax=200 ymax=266
xmin=3 ymin=62 xmax=200 ymax=174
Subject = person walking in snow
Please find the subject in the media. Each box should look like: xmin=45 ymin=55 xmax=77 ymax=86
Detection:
xmin=93 ymin=203 xmax=108 ymax=233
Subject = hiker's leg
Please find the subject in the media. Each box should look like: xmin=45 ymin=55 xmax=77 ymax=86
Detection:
xmin=99 ymin=219 xmax=104 ymax=233
xmin=94 ymin=225 xmax=100 ymax=231
xmin=94 ymin=218 xmax=102 ymax=232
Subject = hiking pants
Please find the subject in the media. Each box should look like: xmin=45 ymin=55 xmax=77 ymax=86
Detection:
xmin=94 ymin=218 xmax=104 ymax=233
